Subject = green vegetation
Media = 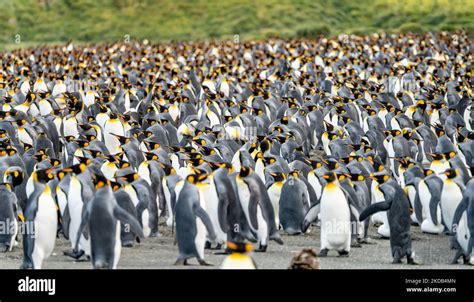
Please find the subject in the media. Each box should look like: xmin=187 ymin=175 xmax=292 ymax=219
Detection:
xmin=0 ymin=0 xmax=472 ymax=47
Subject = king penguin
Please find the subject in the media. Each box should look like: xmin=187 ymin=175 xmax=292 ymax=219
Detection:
xmin=21 ymin=169 xmax=57 ymax=269
xmin=174 ymin=174 xmax=216 ymax=265
xmin=74 ymin=175 xmax=144 ymax=269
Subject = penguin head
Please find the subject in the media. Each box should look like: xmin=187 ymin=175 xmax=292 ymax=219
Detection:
xmin=93 ymin=174 xmax=111 ymax=190
xmin=349 ymin=174 xmax=365 ymax=182
xmin=423 ymin=169 xmax=434 ymax=177
xmin=430 ymin=153 xmax=444 ymax=161
xmin=158 ymin=162 xmax=175 ymax=176
xmin=369 ymin=173 xmax=390 ymax=184
xmin=239 ymin=166 xmax=252 ymax=178
xmin=110 ymin=181 xmax=122 ymax=192
xmin=432 ymin=124 xmax=445 ymax=137
xmin=322 ymin=159 xmax=339 ymax=170
xmin=308 ymin=159 xmax=324 ymax=169
xmin=144 ymin=152 xmax=159 ymax=161
xmin=322 ymin=172 xmax=337 ymax=183
xmin=4 ymin=167 xmax=24 ymax=187
xmin=75 ymin=156 xmax=92 ymax=166
xmin=186 ymin=157 xmax=205 ymax=167
xmin=226 ymin=241 xmax=252 ymax=254
xmin=75 ymin=139 xmax=89 ymax=148
xmin=443 ymin=151 xmax=456 ymax=160
xmin=33 ymin=168 xmax=55 ymax=184
xmin=63 ymin=163 xmax=88 ymax=175
xmin=118 ymin=172 xmax=139 ymax=183
xmin=186 ymin=174 xmax=199 ymax=184
xmin=111 ymin=133 xmax=130 ymax=145
xmin=290 ymin=169 xmax=300 ymax=178
xmin=50 ymin=158 xmax=61 ymax=167
xmin=270 ymin=172 xmax=286 ymax=182
xmin=33 ymin=153 xmax=48 ymax=162
xmin=443 ymin=169 xmax=458 ymax=179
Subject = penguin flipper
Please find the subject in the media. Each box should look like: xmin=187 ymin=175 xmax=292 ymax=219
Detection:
xmin=429 ymin=194 xmax=441 ymax=226
xmin=113 ymin=205 xmax=145 ymax=239
xmin=413 ymin=191 xmax=423 ymax=225
xmin=74 ymin=211 xmax=90 ymax=253
xmin=302 ymin=203 xmax=319 ymax=233
xmin=62 ymin=205 xmax=71 ymax=240
xmin=248 ymin=194 xmax=260 ymax=230
xmin=452 ymin=197 xmax=468 ymax=233
xmin=359 ymin=201 xmax=392 ymax=222
xmin=194 ymin=205 xmax=216 ymax=241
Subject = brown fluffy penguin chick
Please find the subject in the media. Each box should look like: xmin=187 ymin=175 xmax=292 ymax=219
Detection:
xmin=288 ymin=249 xmax=320 ymax=269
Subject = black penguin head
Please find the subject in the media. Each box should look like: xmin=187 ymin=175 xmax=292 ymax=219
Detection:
xmin=50 ymin=158 xmax=61 ymax=167
xmin=118 ymin=160 xmax=130 ymax=169
xmin=443 ymin=151 xmax=456 ymax=160
xmin=322 ymin=172 xmax=337 ymax=183
xmin=186 ymin=174 xmax=198 ymax=184
xmin=93 ymin=174 xmax=110 ymax=190
xmin=75 ymin=156 xmax=92 ymax=166
xmin=158 ymin=162 xmax=175 ymax=176
xmin=226 ymin=241 xmax=252 ymax=254
xmin=33 ymin=153 xmax=48 ymax=162
xmin=443 ymin=169 xmax=458 ymax=179
xmin=63 ymin=163 xmax=87 ymax=175
xmin=239 ymin=166 xmax=252 ymax=178
xmin=308 ymin=159 xmax=324 ymax=169
xmin=270 ymin=172 xmax=286 ymax=182
xmin=5 ymin=168 xmax=24 ymax=187
xmin=430 ymin=153 xmax=444 ymax=161
xmin=259 ymin=139 xmax=271 ymax=153
xmin=432 ymin=124 xmax=445 ymax=137
xmin=369 ymin=173 xmax=390 ymax=184
xmin=110 ymin=181 xmax=122 ymax=192
xmin=144 ymin=152 xmax=159 ymax=161
xmin=119 ymin=173 xmax=139 ymax=183
xmin=374 ymin=162 xmax=385 ymax=173
xmin=423 ymin=169 xmax=434 ymax=177
xmin=349 ymin=174 xmax=365 ymax=182
xmin=33 ymin=168 xmax=55 ymax=184
xmin=111 ymin=133 xmax=130 ymax=145
xmin=323 ymin=159 xmax=339 ymax=170
xmin=290 ymin=169 xmax=300 ymax=178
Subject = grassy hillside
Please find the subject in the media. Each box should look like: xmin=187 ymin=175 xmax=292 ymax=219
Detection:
xmin=0 ymin=0 xmax=472 ymax=46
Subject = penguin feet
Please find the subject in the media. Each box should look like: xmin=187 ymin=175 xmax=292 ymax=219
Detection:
xmin=318 ymin=248 xmax=328 ymax=257
xmin=204 ymin=241 xmax=212 ymax=249
xmin=174 ymin=258 xmax=188 ymax=266
xmin=20 ymin=262 xmax=33 ymax=270
xmin=254 ymin=244 xmax=267 ymax=253
xmin=270 ymin=234 xmax=284 ymax=245
xmin=392 ymin=258 xmax=402 ymax=264
xmin=462 ymin=255 xmax=471 ymax=265
xmin=338 ymin=250 xmax=349 ymax=257
xmin=122 ymin=241 xmax=134 ymax=248
xmin=350 ymin=240 xmax=362 ymax=248
xmin=64 ymin=249 xmax=85 ymax=260
xmin=197 ymin=258 xmax=213 ymax=266
xmin=149 ymin=231 xmax=161 ymax=238
xmin=407 ymin=255 xmax=419 ymax=265
xmin=450 ymin=250 xmax=463 ymax=264
xmin=358 ymin=238 xmax=376 ymax=245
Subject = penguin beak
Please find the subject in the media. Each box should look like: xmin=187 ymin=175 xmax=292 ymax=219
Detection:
xmin=62 ymin=168 xmax=73 ymax=172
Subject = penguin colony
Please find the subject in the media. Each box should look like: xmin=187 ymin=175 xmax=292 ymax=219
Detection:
xmin=0 ymin=31 xmax=472 ymax=269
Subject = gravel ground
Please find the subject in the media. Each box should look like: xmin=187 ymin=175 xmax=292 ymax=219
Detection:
xmin=0 ymin=221 xmax=472 ymax=269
